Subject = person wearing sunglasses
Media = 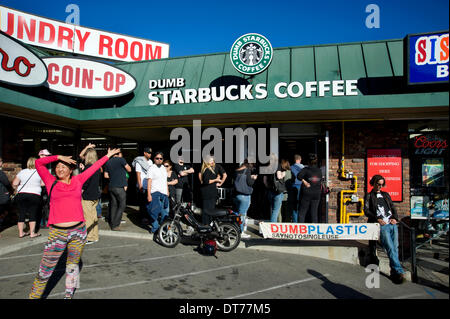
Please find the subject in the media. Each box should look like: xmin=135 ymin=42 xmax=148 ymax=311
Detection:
xmin=163 ymin=160 xmax=178 ymax=203
xmin=364 ymin=174 xmax=406 ymax=284
xmin=146 ymin=152 xmax=169 ymax=234
xmin=173 ymin=156 xmax=194 ymax=204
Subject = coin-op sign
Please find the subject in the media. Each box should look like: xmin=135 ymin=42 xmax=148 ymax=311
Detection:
xmin=43 ymin=57 xmax=137 ymax=98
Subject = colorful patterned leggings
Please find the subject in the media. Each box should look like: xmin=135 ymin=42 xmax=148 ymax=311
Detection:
xmin=29 ymin=222 xmax=86 ymax=299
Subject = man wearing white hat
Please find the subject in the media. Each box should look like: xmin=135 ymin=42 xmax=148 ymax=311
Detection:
xmin=38 ymin=149 xmax=51 ymax=158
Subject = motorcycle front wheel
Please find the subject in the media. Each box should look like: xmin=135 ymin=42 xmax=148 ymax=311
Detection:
xmin=158 ymin=220 xmax=182 ymax=248
xmin=216 ymin=222 xmax=241 ymax=252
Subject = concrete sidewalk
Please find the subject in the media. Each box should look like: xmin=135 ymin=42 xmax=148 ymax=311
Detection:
xmin=0 ymin=205 xmax=448 ymax=291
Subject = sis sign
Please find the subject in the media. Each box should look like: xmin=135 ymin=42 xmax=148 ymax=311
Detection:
xmin=407 ymin=31 xmax=449 ymax=84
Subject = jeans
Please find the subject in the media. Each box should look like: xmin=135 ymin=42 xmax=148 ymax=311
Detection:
xmin=268 ymin=191 xmax=284 ymax=222
xmin=234 ymin=194 xmax=251 ymax=232
xmin=380 ymin=223 xmax=405 ymax=275
xmin=109 ymin=187 xmax=127 ymax=229
xmin=290 ymin=184 xmax=301 ymax=223
xmin=147 ymin=192 xmax=169 ymax=232
xmin=96 ymin=199 xmax=102 ymax=218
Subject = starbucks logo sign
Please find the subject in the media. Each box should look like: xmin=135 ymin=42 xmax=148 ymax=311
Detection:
xmin=230 ymin=33 xmax=273 ymax=75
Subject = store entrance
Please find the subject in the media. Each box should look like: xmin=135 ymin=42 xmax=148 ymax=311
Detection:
xmin=279 ymin=136 xmax=327 ymax=169
xmin=247 ymin=135 xmax=328 ymax=221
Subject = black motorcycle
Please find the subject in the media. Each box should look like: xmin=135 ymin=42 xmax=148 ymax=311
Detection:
xmin=157 ymin=201 xmax=242 ymax=252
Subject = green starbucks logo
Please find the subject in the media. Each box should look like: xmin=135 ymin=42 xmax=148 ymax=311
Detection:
xmin=230 ymin=33 xmax=273 ymax=75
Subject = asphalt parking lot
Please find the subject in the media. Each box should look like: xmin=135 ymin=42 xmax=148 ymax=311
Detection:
xmin=0 ymin=235 xmax=447 ymax=300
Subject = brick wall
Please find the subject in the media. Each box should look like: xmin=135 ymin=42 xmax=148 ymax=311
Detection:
xmin=0 ymin=162 xmax=22 ymax=183
xmin=325 ymin=121 xmax=410 ymax=223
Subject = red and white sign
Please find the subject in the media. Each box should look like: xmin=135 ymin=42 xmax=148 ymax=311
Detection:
xmin=367 ymin=148 xmax=403 ymax=201
xmin=0 ymin=6 xmax=169 ymax=62
xmin=0 ymin=31 xmax=47 ymax=86
xmin=43 ymin=57 xmax=136 ymax=98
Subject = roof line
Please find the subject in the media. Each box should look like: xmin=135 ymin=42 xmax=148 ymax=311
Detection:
xmin=112 ymin=37 xmax=405 ymax=66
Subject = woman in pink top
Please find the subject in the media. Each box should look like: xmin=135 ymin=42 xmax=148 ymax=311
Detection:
xmin=29 ymin=147 xmax=120 ymax=299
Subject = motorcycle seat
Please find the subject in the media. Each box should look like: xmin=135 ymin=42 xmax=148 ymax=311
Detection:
xmin=204 ymin=208 xmax=228 ymax=217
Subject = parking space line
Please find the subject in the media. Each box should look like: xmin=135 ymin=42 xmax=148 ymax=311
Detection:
xmin=0 ymin=271 xmax=37 ymax=280
xmin=0 ymin=251 xmax=195 ymax=280
xmin=0 ymin=253 xmax=42 ymax=260
xmin=0 ymin=244 xmax=139 ymax=261
xmin=84 ymin=243 xmax=140 ymax=252
xmin=392 ymin=293 xmax=429 ymax=299
xmin=225 ymin=274 xmax=330 ymax=299
xmin=48 ymin=258 xmax=270 ymax=297
xmin=83 ymin=252 xmax=196 ymax=269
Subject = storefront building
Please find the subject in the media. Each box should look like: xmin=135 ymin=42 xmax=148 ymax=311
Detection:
xmin=1 ymin=22 xmax=448 ymax=224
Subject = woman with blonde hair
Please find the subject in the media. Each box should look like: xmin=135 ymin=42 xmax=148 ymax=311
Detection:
xmin=12 ymin=157 xmax=44 ymax=238
xmin=79 ymin=146 xmax=102 ymax=244
xmin=198 ymin=155 xmax=227 ymax=225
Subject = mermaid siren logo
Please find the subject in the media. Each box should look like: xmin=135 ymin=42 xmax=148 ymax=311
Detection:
xmin=230 ymin=33 xmax=273 ymax=75
xmin=0 ymin=31 xmax=47 ymax=86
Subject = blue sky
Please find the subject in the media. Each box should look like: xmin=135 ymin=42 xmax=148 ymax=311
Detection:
xmin=1 ymin=0 xmax=448 ymax=57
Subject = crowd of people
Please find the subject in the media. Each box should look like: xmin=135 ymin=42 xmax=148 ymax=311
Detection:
xmin=0 ymin=145 xmax=406 ymax=298
xmin=1 ymin=149 xmax=328 ymax=240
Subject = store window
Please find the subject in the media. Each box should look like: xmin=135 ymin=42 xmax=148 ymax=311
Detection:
xmin=409 ymin=122 xmax=449 ymax=220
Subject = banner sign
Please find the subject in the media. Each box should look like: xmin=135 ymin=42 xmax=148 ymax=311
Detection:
xmin=148 ymin=77 xmax=359 ymax=105
xmin=43 ymin=57 xmax=137 ymax=98
xmin=0 ymin=31 xmax=47 ymax=86
xmin=259 ymin=223 xmax=380 ymax=240
xmin=407 ymin=30 xmax=449 ymax=85
xmin=367 ymin=149 xmax=402 ymax=201
xmin=0 ymin=5 xmax=169 ymax=62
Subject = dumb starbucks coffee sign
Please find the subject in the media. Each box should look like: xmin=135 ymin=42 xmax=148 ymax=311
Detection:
xmin=230 ymin=33 xmax=273 ymax=75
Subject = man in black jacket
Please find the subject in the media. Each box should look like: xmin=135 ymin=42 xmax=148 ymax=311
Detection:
xmin=364 ymin=174 xmax=406 ymax=284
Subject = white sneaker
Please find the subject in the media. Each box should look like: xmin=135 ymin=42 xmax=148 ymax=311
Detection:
xmin=241 ymin=232 xmax=251 ymax=238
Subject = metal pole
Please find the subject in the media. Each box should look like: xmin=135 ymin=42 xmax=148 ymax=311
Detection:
xmin=411 ymin=227 xmax=418 ymax=283
xmin=400 ymin=222 xmax=404 ymax=261
xmin=325 ymin=130 xmax=329 ymax=223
